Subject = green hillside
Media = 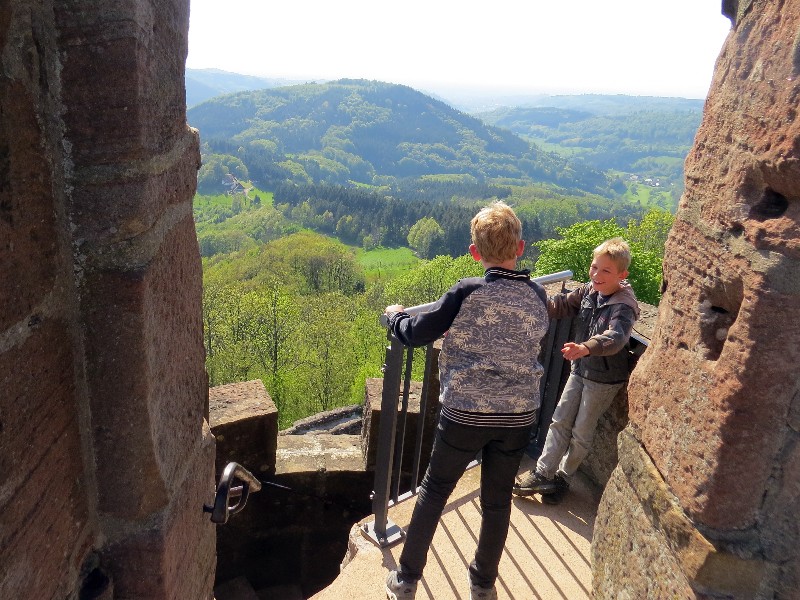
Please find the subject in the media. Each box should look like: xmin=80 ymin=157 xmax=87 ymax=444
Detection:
xmin=187 ymin=79 xmax=610 ymax=195
xmin=478 ymin=97 xmax=702 ymax=210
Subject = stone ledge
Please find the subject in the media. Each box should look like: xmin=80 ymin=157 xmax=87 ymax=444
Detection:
xmin=617 ymin=427 xmax=765 ymax=598
xmin=209 ymin=380 xmax=278 ymax=477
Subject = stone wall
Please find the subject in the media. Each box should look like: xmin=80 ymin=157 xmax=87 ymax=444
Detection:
xmin=593 ymin=3 xmax=800 ymax=598
xmin=0 ymin=2 xmax=215 ymax=598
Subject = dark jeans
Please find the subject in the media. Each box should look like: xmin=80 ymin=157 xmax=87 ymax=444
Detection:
xmin=398 ymin=415 xmax=530 ymax=588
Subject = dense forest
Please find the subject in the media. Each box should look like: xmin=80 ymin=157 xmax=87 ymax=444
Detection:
xmin=479 ymin=96 xmax=703 ymax=210
xmin=187 ymin=79 xmax=612 ymax=195
xmin=188 ymin=79 xmax=688 ymax=428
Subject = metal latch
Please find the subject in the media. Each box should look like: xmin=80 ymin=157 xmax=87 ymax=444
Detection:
xmin=203 ymin=462 xmax=262 ymax=524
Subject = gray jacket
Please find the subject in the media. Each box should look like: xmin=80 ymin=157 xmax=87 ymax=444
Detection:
xmin=549 ymin=281 xmax=640 ymax=384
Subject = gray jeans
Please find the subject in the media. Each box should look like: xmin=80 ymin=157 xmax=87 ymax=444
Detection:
xmin=537 ymin=373 xmax=623 ymax=480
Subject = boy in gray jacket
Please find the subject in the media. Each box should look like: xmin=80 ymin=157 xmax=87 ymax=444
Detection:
xmin=513 ymin=237 xmax=639 ymax=503
xmin=383 ymin=201 xmax=549 ymax=600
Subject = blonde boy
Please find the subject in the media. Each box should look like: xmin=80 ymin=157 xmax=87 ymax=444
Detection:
xmin=383 ymin=201 xmax=549 ymax=600
xmin=513 ymin=237 xmax=640 ymax=502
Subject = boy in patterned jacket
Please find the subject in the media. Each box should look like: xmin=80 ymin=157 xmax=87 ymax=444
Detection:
xmin=383 ymin=201 xmax=550 ymax=600
xmin=513 ymin=237 xmax=640 ymax=504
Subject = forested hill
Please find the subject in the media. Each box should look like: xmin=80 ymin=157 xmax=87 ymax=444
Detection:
xmin=477 ymin=96 xmax=703 ymax=193
xmin=187 ymin=79 xmax=610 ymax=195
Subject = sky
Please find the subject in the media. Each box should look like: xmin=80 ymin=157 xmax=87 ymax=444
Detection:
xmin=187 ymin=0 xmax=732 ymax=100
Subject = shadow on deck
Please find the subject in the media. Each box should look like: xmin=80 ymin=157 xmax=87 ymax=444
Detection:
xmin=311 ymin=453 xmax=601 ymax=600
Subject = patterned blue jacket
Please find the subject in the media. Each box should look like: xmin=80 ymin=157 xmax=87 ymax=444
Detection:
xmin=387 ymin=267 xmax=549 ymax=428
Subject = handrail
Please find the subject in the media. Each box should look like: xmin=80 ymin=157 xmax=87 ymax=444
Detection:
xmin=378 ymin=270 xmax=573 ymax=328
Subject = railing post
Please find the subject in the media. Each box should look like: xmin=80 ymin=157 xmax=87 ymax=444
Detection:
xmin=409 ymin=342 xmax=435 ymax=491
xmin=361 ymin=333 xmax=405 ymax=547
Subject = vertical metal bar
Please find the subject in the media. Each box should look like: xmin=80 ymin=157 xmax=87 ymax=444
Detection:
xmin=410 ymin=342 xmax=435 ymax=490
xmin=391 ymin=346 xmax=414 ymax=501
xmin=363 ymin=333 xmax=405 ymax=546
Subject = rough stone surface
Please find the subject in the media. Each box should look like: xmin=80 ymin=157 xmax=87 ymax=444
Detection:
xmin=280 ymin=404 xmax=363 ymax=435
xmin=215 ymin=434 xmax=372 ymax=598
xmin=0 ymin=321 xmax=93 ymax=599
xmin=210 ymin=380 xmax=279 ymax=476
xmin=598 ymin=3 xmax=800 ymax=598
xmin=1 ymin=0 xmax=215 ymax=598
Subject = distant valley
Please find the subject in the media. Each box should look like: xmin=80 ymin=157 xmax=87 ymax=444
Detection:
xmin=185 ymin=70 xmax=701 ymax=211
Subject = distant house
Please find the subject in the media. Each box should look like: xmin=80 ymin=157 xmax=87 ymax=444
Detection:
xmin=224 ymin=173 xmax=251 ymax=197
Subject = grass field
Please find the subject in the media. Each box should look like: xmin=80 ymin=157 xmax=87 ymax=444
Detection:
xmin=357 ymin=246 xmax=419 ymax=282
xmin=193 ymin=186 xmax=274 ymax=211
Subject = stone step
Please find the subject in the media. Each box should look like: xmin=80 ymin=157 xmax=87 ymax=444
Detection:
xmin=214 ymin=576 xmax=305 ymax=600
xmin=214 ymin=576 xmax=259 ymax=600
xmin=256 ymin=583 xmax=305 ymax=599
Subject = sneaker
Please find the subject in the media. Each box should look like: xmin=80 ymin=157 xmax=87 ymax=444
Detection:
xmin=469 ymin=580 xmax=497 ymax=600
xmin=386 ymin=570 xmax=417 ymax=599
xmin=541 ymin=474 xmax=570 ymax=505
xmin=512 ymin=470 xmax=557 ymax=496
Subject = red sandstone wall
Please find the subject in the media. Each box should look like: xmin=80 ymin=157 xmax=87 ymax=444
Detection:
xmin=1 ymin=2 xmax=215 ymax=598
xmin=595 ymin=2 xmax=800 ymax=598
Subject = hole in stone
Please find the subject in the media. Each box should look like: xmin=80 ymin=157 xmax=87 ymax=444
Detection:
xmin=677 ymin=341 xmax=689 ymax=350
xmin=660 ymin=278 xmax=668 ymax=294
xmin=729 ymin=222 xmax=744 ymax=237
xmin=749 ymin=188 xmax=789 ymax=221
xmin=79 ymin=568 xmax=110 ymax=600
xmin=698 ymin=277 xmax=743 ymax=361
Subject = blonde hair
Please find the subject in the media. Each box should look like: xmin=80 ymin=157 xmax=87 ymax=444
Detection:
xmin=593 ymin=237 xmax=631 ymax=272
xmin=470 ymin=201 xmax=522 ymax=262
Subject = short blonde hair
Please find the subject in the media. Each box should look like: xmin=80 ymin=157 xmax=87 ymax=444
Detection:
xmin=593 ymin=237 xmax=631 ymax=272
xmin=470 ymin=201 xmax=522 ymax=262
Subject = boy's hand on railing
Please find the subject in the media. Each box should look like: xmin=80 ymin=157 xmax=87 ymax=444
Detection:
xmin=384 ymin=304 xmax=405 ymax=314
xmin=561 ymin=342 xmax=590 ymax=361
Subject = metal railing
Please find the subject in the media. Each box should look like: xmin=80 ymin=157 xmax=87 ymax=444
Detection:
xmin=361 ymin=270 xmax=578 ymax=547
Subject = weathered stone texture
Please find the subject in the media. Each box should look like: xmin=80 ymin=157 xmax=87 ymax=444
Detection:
xmin=0 ymin=321 xmax=93 ymax=599
xmin=2 ymin=0 xmax=214 ymax=598
xmin=593 ymin=467 xmax=696 ymax=600
xmin=210 ymin=380 xmax=279 ymax=477
xmin=597 ymin=2 xmax=800 ymax=598
xmin=104 ymin=424 xmax=217 ymax=600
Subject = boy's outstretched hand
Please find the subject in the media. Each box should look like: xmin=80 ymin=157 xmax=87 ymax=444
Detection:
xmin=561 ymin=342 xmax=590 ymax=361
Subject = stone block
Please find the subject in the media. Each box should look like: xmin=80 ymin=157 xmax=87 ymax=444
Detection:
xmin=55 ymin=2 xmax=191 ymax=164
xmin=210 ymin=380 xmax=278 ymax=478
xmin=103 ymin=424 xmax=216 ymax=599
xmin=0 ymin=81 xmax=61 ymax=332
xmin=361 ymin=375 xmax=440 ymax=475
xmin=594 ymin=428 xmax=768 ymax=599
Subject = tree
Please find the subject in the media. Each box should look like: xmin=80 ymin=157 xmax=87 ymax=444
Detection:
xmin=626 ymin=207 xmax=674 ymax=258
xmin=407 ymin=217 xmax=445 ymax=259
xmin=534 ymin=219 xmax=664 ymax=305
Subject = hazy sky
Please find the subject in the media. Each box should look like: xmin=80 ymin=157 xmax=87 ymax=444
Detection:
xmin=187 ymin=0 xmax=732 ymax=99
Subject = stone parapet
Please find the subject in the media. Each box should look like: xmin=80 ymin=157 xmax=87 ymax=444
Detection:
xmin=210 ymin=380 xmax=278 ymax=478
xmin=361 ymin=375 xmax=441 ymax=474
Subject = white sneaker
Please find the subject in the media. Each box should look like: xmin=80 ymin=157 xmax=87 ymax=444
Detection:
xmin=469 ymin=576 xmax=497 ymax=600
xmin=386 ymin=570 xmax=417 ymax=599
